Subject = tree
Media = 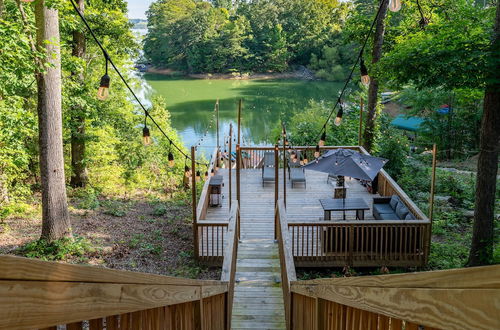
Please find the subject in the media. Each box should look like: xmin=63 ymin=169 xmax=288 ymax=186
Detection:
xmin=468 ymin=1 xmax=499 ymax=266
xmin=69 ymin=0 xmax=88 ymax=187
xmin=362 ymin=0 xmax=389 ymax=153
xmin=35 ymin=0 xmax=71 ymax=241
xmin=377 ymin=0 xmax=497 ymax=265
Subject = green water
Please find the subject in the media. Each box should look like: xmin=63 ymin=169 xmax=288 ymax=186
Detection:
xmin=144 ymin=74 xmax=342 ymax=151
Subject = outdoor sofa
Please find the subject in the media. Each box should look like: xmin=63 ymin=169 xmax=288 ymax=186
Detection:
xmin=373 ymin=195 xmax=416 ymax=220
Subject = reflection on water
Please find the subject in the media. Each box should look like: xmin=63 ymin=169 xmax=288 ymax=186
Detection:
xmin=143 ymin=74 xmax=342 ymax=154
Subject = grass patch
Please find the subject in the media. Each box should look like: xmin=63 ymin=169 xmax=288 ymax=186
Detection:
xmin=17 ymin=236 xmax=92 ymax=261
xmin=100 ymin=199 xmax=130 ymax=217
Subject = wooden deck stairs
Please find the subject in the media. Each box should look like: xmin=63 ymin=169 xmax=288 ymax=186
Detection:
xmin=231 ymin=175 xmax=286 ymax=329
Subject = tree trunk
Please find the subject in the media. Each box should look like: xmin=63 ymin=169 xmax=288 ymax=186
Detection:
xmin=467 ymin=1 xmax=500 ymax=266
xmin=70 ymin=0 xmax=88 ymax=188
xmin=35 ymin=0 xmax=71 ymax=241
xmin=362 ymin=0 xmax=389 ymax=153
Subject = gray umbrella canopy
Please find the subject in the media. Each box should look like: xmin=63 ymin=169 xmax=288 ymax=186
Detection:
xmin=303 ymin=148 xmax=388 ymax=181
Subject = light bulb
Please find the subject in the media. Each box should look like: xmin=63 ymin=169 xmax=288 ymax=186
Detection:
xmin=211 ymin=169 xmax=215 ymax=177
xmin=290 ymin=151 xmax=296 ymax=160
xmin=97 ymin=74 xmax=110 ymax=100
xmin=335 ymin=106 xmax=343 ymax=127
xmin=184 ymin=166 xmax=190 ymax=178
xmin=196 ymin=171 xmax=201 ymax=182
xmin=361 ymin=74 xmax=370 ymax=86
xmin=204 ymin=171 xmax=209 ymax=180
xmin=303 ymin=157 xmax=308 ymax=164
xmin=168 ymin=152 xmax=174 ymax=167
xmin=389 ymin=0 xmax=401 ymax=12
xmin=319 ymin=131 xmax=326 ymax=147
xmin=314 ymin=145 xmax=320 ymax=158
xmin=360 ymin=58 xmax=370 ymax=86
xmin=285 ymin=139 xmax=289 ymax=146
xmin=142 ymin=127 xmax=151 ymax=146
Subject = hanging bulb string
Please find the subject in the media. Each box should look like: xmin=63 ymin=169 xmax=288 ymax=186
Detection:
xmin=69 ymin=0 xmax=208 ymax=167
xmin=194 ymin=100 xmax=219 ymax=149
xmin=313 ymin=0 xmax=388 ymax=143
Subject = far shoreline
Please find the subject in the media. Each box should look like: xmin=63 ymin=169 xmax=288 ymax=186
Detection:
xmin=145 ymin=66 xmax=317 ymax=81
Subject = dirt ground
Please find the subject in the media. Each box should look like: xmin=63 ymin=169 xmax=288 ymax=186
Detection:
xmin=0 ymin=197 xmax=221 ymax=280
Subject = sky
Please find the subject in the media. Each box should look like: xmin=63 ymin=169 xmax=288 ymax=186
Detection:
xmin=127 ymin=0 xmax=154 ymax=19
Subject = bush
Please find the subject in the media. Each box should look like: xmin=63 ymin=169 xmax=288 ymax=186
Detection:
xmin=71 ymin=187 xmax=100 ymax=210
xmin=18 ymin=236 xmax=92 ymax=261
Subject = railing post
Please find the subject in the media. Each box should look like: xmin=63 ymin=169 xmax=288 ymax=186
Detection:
xmin=282 ymin=140 xmax=287 ymax=207
xmin=229 ymin=124 xmax=233 ymax=211
xmin=236 ymin=144 xmax=241 ymax=219
xmin=274 ymin=144 xmax=279 ymax=212
xmin=191 ymin=146 xmax=199 ymax=258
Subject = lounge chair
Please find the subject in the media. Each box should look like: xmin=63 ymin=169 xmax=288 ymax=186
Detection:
xmin=288 ymin=154 xmax=306 ymax=188
xmin=262 ymin=152 xmax=275 ymax=186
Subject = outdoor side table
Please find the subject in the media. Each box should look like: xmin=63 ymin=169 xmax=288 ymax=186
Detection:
xmin=209 ymin=175 xmax=224 ymax=207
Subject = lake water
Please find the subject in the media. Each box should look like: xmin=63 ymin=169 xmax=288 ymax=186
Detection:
xmin=143 ymin=74 xmax=342 ymax=154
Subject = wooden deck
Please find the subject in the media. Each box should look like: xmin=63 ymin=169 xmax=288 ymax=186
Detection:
xmin=201 ymin=168 xmax=380 ymax=329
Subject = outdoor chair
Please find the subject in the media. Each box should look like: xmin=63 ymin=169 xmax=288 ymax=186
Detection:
xmin=262 ymin=152 xmax=275 ymax=186
xmin=288 ymin=155 xmax=306 ymax=188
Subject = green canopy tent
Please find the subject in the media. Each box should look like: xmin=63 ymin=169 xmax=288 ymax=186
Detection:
xmin=390 ymin=115 xmax=425 ymax=132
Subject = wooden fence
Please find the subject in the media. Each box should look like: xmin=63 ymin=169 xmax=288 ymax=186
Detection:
xmin=289 ymin=264 xmax=500 ymax=330
xmin=0 ymin=255 xmax=229 ymax=330
xmin=288 ymin=220 xmax=430 ymax=267
xmin=196 ymin=221 xmax=228 ymax=264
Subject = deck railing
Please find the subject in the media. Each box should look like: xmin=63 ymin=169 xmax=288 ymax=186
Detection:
xmin=288 ymin=220 xmax=430 ymax=267
xmin=0 ymin=255 xmax=229 ymax=330
xmin=288 ymin=264 xmax=500 ymax=330
xmin=220 ymin=202 xmax=240 ymax=330
xmin=276 ymin=201 xmax=297 ymax=330
xmin=196 ymin=221 xmax=228 ymax=264
xmin=196 ymin=147 xmax=219 ymax=221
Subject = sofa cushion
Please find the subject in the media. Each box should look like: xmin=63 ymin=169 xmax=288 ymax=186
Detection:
xmin=389 ymin=195 xmax=400 ymax=209
xmin=405 ymin=212 xmax=416 ymax=220
xmin=373 ymin=203 xmax=394 ymax=215
xmin=379 ymin=212 xmax=399 ymax=220
xmin=396 ymin=202 xmax=409 ymax=219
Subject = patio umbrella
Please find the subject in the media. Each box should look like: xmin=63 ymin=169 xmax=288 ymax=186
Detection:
xmin=303 ymin=148 xmax=387 ymax=181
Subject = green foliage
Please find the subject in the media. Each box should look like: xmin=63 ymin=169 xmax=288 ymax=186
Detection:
xmin=374 ymin=127 xmax=409 ymax=179
xmin=18 ymin=236 xmax=92 ymax=261
xmin=144 ymin=0 xmax=351 ymax=73
xmin=71 ymin=187 xmax=100 ymax=210
xmin=379 ymin=0 xmax=495 ymax=90
xmin=309 ymin=41 xmax=356 ymax=81
xmin=100 ymin=199 xmax=130 ymax=217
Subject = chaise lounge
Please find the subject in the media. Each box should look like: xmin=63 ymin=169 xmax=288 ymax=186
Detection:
xmin=262 ymin=152 xmax=275 ymax=186
xmin=288 ymin=157 xmax=306 ymax=188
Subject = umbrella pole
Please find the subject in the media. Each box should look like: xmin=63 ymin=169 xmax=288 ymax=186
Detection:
xmin=343 ymin=178 xmax=346 ymax=220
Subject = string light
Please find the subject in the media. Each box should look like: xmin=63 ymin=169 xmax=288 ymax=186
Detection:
xmin=196 ymin=170 xmax=201 ymax=182
xmin=334 ymin=102 xmax=343 ymax=127
xmin=299 ymin=156 xmax=304 ymax=166
xmin=311 ymin=0 xmax=387 ymax=143
xmin=388 ymin=0 xmax=402 ymax=12
xmin=97 ymin=58 xmax=110 ymax=101
xmin=211 ymin=168 xmax=215 ymax=177
xmin=69 ymin=0 xmax=210 ymax=176
xmin=314 ymin=145 xmax=320 ymax=158
xmin=143 ymin=117 xmax=152 ymax=146
xmin=360 ymin=57 xmax=370 ymax=86
xmin=168 ymin=151 xmax=174 ymax=168
xmin=204 ymin=170 xmax=209 ymax=180
xmin=303 ymin=153 xmax=309 ymax=164
xmin=319 ymin=128 xmax=326 ymax=147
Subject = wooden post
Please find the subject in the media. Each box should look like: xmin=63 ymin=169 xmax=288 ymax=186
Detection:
xmin=216 ymin=99 xmax=220 ymax=149
xmin=282 ymin=138 xmax=287 ymax=207
xmin=358 ymin=97 xmax=364 ymax=146
xmin=429 ymin=143 xmax=437 ymax=221
xmin=229 ymin=124 xmax=233 ymax=211
xmin=237 ymin=99 xmax=242 ymax=145
xmin=236 ymin=144 xmax=241 ymax=214
xmin=274 ymin=144 xmax=279 ymax=210
xmin=191 ymin=146 xmax=198 ymax=258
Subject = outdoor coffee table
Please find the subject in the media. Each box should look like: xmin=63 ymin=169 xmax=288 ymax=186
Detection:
xmin=319 ymin=198 xmax=370 ymax=220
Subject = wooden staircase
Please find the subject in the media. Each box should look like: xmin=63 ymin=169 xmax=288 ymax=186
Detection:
xmin=231 ymin=183 xmax=286 ymax=329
